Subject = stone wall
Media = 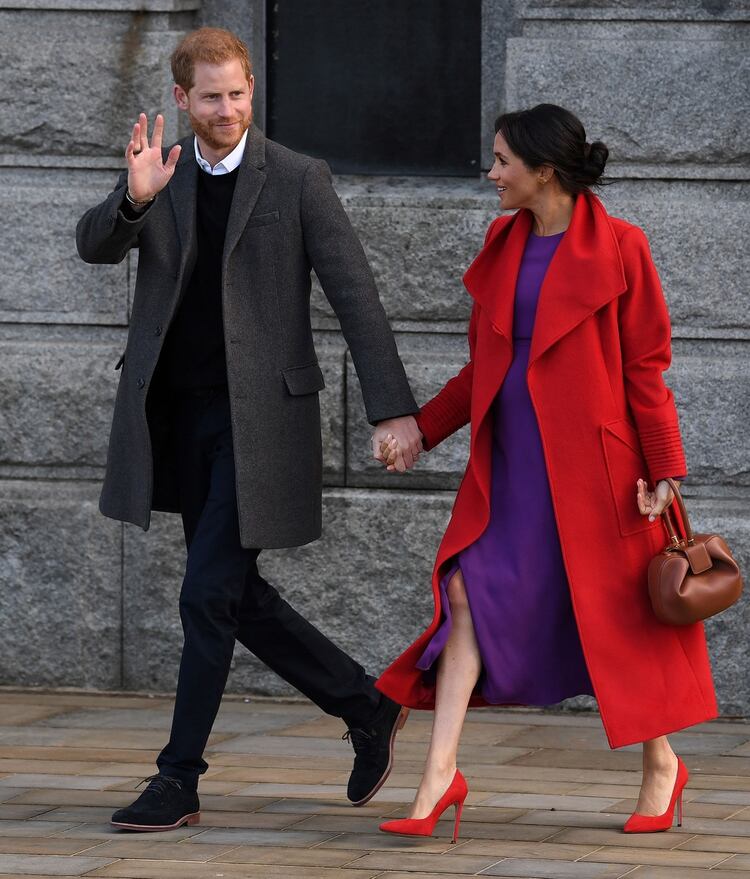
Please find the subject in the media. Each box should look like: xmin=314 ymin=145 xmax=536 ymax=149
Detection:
xmin=1 ymin=0 xmax=748 ymax=717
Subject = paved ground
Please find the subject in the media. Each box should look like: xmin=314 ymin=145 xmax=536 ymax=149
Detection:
xmin=0 ymin=691 xmax=749 ymax=878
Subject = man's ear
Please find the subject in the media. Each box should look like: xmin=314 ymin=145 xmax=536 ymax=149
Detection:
xmin=173 ymin=83 xmax=189 ymax=111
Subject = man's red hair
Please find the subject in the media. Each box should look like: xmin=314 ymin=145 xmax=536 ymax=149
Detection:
xmin=171 ymin=27 xmax=253 ymax=92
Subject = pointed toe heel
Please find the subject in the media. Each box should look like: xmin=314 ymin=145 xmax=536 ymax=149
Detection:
xmin=379 ymin=768 xmax=468 ymax=842
xmin=623 ymin=756 xmax=688 ymax=834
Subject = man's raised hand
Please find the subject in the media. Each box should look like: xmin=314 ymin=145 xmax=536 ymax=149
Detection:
xmin=125 ymin=113 xmax=182 ymax=203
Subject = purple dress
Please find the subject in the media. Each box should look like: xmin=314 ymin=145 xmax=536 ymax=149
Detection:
xmin=417 ymin=230 xmax=594 ymax=705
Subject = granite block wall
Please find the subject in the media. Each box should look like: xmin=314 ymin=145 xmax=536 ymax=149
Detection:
xmin=1 ymin=0 xmax=748 ymax=718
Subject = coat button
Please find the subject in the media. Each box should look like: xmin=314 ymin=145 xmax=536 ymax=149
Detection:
xmin=137 ymin=377 xmax=145 ymax=389
xmin=155 ymin=325 xmax=162 ymax=336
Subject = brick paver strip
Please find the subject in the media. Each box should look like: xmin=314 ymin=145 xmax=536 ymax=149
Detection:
xmin=0 ymin=775 xmax=130 ymax=791
xmin=0 ymin=821 xmax=82 ymax=838
xmin=347 ymin=850 xmax=504 ymax=872
xmin=86 ymin=862 xmax=376 ymax=878
xmin=609 ymin=868 xmax=733 ymax=878
xmin=713 ymin=853 xmax=750 ymax=870
xmin=208 ymin=844 xmax=369 ymax=865
xmin=0 ymin=853 xmax=117 ymax=875
xmin=477 ymin=858 xmax=633 ymax=877
xmin=54 ymin=823 xmax=204 ymax=842
xmin=80 ymin=840 xmax=238 ymax=861
xmin=0 ymin=838 xmax=102 ymax=856
xmin=675 ymin=834 xmax=750 ymax=853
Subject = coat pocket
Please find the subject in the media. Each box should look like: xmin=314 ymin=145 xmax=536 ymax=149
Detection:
xmin=601 ymin=418 xmax=657 ymax=537
xmin=246 ymin=209 xmax=280 ymax=228
xmin=282 ymin=362 xmax=325 ymax=395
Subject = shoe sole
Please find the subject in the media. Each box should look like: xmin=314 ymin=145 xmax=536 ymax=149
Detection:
xmin=111 ymin=811 xmax=200 ymax=832
xmin=350 ymin=707 xmax=409 ymax=807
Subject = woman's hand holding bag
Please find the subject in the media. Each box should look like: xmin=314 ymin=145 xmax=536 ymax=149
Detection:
xmin=641 ymin=477 xmax=743 ymax=626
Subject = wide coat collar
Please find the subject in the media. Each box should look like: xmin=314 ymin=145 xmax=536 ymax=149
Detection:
xmin=463 ymin=192 xmax=627 ymax=366
xmin=168 ymin=123 xmax=268 ymax=273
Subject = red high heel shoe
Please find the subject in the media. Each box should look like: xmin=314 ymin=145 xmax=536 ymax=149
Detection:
xmin=623 ymin=756 xmax=689 ymax=833
xmin=379 ymin=769 xmax=468 ymax=843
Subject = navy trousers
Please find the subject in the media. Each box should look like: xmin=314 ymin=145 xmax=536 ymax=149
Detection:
xmin=156 ymin=386 xmax=379 ymax=788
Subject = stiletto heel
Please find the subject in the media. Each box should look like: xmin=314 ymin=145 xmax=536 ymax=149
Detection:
xmin=451 ymin=800 xmax=464 ymax=844
xmin=623 ymin=756 xmax=688 ymax=833
xmin=379 ymin=769 xmax=468 ymax=841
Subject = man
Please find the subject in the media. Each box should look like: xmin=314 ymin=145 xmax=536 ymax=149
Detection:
xmin=77 ymin=27 xmax=422 ymax=831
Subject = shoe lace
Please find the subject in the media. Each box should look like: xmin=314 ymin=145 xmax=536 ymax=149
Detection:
xmin=342 ymin=726 xmax=375 ymax=756
xmin=136 ymin=774 xmax=183 ymax=796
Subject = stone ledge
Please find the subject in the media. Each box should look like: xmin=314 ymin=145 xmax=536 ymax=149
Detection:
xmin=519 ymin=1 xmax=750 ymax=22
xmin=607 ymin=162 xmax=750 ymax=181
xmin=0 ymin=0 xmax=198 ymax=9
xmin=0 ymin=154 xmax=128 ymax=169
xmin=312 ymin=317 xmax=750 ymax=341
xmin=7 ymin=154 xmax=749 ymax=181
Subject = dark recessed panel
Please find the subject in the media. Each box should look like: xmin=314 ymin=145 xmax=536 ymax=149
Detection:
xmin=267 ymin=0 xmax=481 ymax=175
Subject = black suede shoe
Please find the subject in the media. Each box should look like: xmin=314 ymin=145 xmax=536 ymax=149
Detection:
xmin=111 ymin=774 xmax=200 ymax=831
xmin=344 ymin=696 xmax=409 ymax=806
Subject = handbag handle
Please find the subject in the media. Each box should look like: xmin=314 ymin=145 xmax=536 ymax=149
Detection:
xmin=661 ymin=477 xmax=695 ymax=547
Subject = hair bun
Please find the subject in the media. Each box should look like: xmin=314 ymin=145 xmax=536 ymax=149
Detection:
xmin=584 ymin=141 xmax=609 ymax=177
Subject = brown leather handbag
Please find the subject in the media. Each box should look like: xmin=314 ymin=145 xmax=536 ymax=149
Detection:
xmin=648 ymin=478 xmax=743 ymax=625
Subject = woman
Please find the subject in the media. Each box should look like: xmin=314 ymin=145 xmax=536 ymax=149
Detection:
xmin=375 ymin=104 xmax=717 ymax=841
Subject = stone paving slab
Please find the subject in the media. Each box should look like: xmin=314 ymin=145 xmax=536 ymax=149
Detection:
xmin=87 ymin=863 xmax=378 ymax=878
xmin=0 ymin=693 xmax=748 ymax=877
xmin=478 ymin=858 xmax=632 ymax=877
xmin=0 ymin=853 xmax=117 ymax=875
xmin=0 ymin=810 xmax=50 ymax=823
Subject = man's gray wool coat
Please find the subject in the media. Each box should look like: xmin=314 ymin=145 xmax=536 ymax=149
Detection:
xmin=76 ymin=124 xmax=418 ymax=548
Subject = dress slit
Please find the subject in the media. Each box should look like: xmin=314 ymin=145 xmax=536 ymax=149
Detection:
xmin=415 ymin=230 xmax=594 ymax=706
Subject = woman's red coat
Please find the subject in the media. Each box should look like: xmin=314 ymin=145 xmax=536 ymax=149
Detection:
xmin=376 ymin=193 xmax=717 ymax=749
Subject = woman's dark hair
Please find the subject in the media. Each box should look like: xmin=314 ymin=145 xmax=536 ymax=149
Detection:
xmin=494 ymin=104 xmax=610 ymax=195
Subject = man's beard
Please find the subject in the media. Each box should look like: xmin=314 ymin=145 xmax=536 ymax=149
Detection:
xmin=189 ymin=109 xmax=252 ymax=151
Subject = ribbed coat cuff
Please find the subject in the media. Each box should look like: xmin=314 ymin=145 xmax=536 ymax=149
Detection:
xmin=416 ymin=392 xmax=470 ymax=452
xmin=639 ymin=422 xmax=688 ymax=485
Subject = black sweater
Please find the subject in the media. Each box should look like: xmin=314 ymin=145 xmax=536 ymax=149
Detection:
xmin=158 ymin=166 xmax=240 ymax=390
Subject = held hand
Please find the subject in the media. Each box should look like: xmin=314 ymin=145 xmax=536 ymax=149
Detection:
xmin=372 ymin=416 xmax=423 ymax=473
xmin=637 ymin=478 xmax=679 ymax=522
xmin=380 ymin=435 xmax=401 ymax=471
xmin=126 ymin=113 xmax=181 ymax=203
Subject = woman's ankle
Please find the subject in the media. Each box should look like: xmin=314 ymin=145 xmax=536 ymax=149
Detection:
xmin=423 ymin=760 xmax=457 ymax=783
xmin=642 ymin=748 xmax=677 ymax=773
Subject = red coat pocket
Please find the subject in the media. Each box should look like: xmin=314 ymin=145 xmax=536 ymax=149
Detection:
xmin=601 ymin=419 xmax=660 ymax=538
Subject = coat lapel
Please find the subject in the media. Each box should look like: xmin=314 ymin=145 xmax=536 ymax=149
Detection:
xmin=222 ymin=124 xmax=268 ymax=268
xmin=463 ymin=193 xmax=627 ymax=366
xmin=529 ymin=193 xmax=627 ymax=366
xmin=463 ymin=209 xmax=530 ymax=344
xmin=168 ymin=137 xmax=199 ymax=274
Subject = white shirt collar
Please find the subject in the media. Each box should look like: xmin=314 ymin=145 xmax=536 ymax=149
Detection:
xmin=194 ymin=129 xmax=248 ymax=175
